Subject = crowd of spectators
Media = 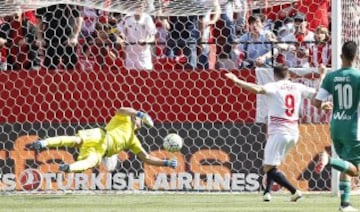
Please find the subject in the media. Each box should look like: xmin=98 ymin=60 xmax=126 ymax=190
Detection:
xmin=0 ymin=0 xmax=331 ymax=71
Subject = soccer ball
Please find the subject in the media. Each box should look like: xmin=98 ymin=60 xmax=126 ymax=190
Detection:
xmin=163 ymin=133 xmax=183 ymax=152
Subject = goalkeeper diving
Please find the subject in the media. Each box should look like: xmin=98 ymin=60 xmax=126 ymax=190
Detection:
xmin=28 ymin=107 xmax=177 ymax=172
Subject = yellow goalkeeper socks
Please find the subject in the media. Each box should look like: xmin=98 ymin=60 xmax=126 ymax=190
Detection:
xmin=45 ymin=136 xmax=81 ymax=148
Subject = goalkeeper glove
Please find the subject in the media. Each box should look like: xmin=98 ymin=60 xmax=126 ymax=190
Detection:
xmin=164 ymin=159 xmax=177 ymax=169
xmin=136 ymin=111 xmax=154 ymax=127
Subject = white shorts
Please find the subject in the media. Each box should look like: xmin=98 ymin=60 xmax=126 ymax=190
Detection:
xmin=101 ymin=154 xmax=118 ymax=171
xmin=263 ymin=133 xmax=299 ymax=166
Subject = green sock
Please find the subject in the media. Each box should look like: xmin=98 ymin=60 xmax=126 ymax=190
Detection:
xmin=339 ymin=180 xmax=351 ymax=204
xmin=329 ymin=158 xmax=351 ymax=172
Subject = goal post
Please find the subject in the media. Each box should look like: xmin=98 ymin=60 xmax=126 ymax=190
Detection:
xmin=330 ymin=0 xmax=341 ymax=197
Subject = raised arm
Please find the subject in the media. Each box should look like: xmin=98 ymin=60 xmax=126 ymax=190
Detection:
xmin=225 ymin=72 xmax=266 ymax=94
xmin=311 ymin=65 xmax=332 ymax=110
xmin=208 ymin=0 xmax=221 ymax=25
xmin=312 ymin=90 xmax=332 ymax=110
xmin=316 ymin=64 xmax=327 ymax=91
xmin=116 ymin=107 xmax=154 ymax=127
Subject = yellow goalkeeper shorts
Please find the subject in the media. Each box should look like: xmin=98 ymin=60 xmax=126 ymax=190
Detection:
xmin=77 ymin=128 xmax=108 ymax=165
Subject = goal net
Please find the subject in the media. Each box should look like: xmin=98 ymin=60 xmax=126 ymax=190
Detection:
xmin=0 ymin=0 xmax=352 ymax=193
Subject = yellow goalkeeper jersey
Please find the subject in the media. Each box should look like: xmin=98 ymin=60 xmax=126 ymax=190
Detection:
xmin=104 ymin=113 xmax=144 ymax=157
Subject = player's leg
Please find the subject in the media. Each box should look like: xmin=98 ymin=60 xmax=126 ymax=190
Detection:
xmin=62 ymin=152 xmax=102 ymax=172
xmin=280 ymin=134 xmax=303 ymax=201
xmin=263 ymin=134 xmax=301 ymax=201
xmin=328 ymin=157 xmax=359 ymax=176
xmin=316 ymin=139 xmax=360 ymax=176
xmin=262 ymin=134 xmax=279 ymax=200
xmin=262 ymin=164 xmax=275 ymax=201
xmin=60 ymin=128 xmax=107 ymax=172
xmin=29 ymin=136 xmax=82 ymax=151
xmin=337 ymin=140 xmax=360 ymax=211
xmin=339 ymin=173 xmax=352 ymax=210
xmin=338 ymin=172 xmax=358 ymax=212
xmin=316 ymin=139 xmax=360 ymax=211
xmin=46 ymin=136 xmax=82 ymax=147
xmin=264 ymin=166 xmax=299 ymax=199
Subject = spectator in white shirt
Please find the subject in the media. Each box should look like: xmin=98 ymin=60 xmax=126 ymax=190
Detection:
xmin=81 ymin=7 xmax=99 ymax=38
xmin=310 ymin=26 xmax=331 ymax=68
xmin=280 ymin=13 xmax=315 ymax=68
xmin=118 ymin=1 xmax=156 ymax=70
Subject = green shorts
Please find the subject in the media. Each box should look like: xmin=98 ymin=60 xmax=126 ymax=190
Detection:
xmin=332 ymin=137 xmax=360 ymax=165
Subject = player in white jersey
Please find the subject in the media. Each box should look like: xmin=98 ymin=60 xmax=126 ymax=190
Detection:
xmin=118 ymin=1 xmax=156 ymax=70
xmin=226 ymin=65 xmax=327 ymax=202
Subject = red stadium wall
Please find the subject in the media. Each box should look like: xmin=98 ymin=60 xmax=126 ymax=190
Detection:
xmin=0 ymin=69 xmax=256 ymax=124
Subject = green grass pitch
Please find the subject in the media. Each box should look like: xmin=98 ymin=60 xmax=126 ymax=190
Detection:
xmin=1 ymin=192 xmax=359 ymax=212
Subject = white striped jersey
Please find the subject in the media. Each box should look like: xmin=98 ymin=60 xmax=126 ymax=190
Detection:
xmin=263 ymin=79 xmax=316 ymax=135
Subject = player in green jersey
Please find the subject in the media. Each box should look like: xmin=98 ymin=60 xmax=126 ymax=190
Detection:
xmin=313 ymin=41 xmax=360 ymax=212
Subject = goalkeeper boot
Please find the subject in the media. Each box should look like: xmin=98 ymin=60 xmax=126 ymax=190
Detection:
xmin=28 ymin=140 xmax=46 ymax=151
xmin=315 ymin=151 xmax=329 ymax=174
xmin=59 ymin=164 xmax=70 ymax=173
xmin=339 ymin=205 xmax=359 ymax=212
xmin=290 ymin=190 xmax=303 ymax=202
xmin=263 ymin=192 xmax=271 ymax=202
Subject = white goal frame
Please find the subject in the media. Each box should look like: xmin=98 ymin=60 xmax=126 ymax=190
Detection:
xmin=331 ymin=0 xmax=341 ymax=196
